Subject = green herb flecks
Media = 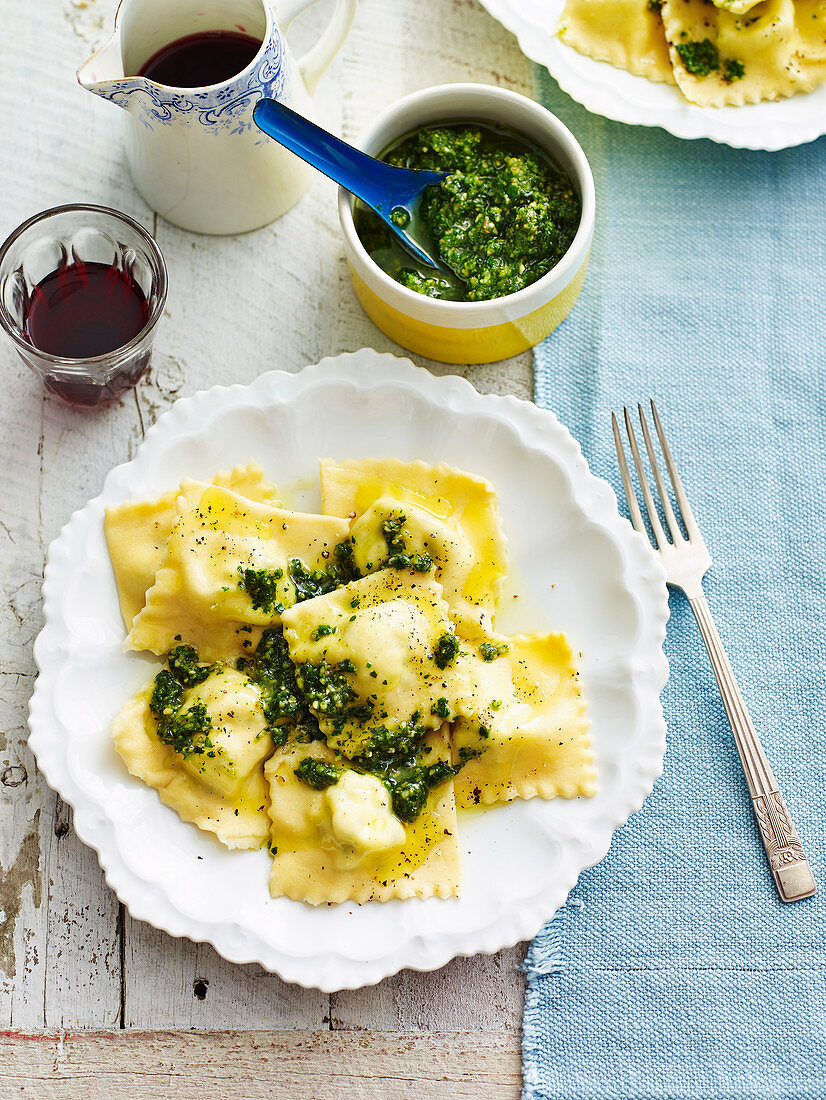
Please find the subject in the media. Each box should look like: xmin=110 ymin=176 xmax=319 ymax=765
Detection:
xmin=287 ymin=541 xmax=361 ymax=605
xmin=295 ymin=659 xmax=360 ymax=719
xmin=294 ymin=757 xmax=341 ymax=790
xmin=149 ymin=647 xmax=217 ymax=757
xmin=431 ymin=697 xmax=451 ymax=720
xmin=387 ymin=552 xmax=434 ymax=572
xmin=675 ymin=38 xmax=719 ymax=77
xmin=237 ymin=628 xmax=319 ymax=745
xmin=723 ymin=58 xmax=746 ymax=82
xmin=237 ymin=567 xmax=285 ymax=616
xmin=149 ymin=669 xmax=184 ymax=724
xmin=433 ymin=632 xmax=459 ymax=669
xmin=479 ymin=640 xmax=510 ymax=662
xmin=674 ymin=38 xmax=745 ymax=84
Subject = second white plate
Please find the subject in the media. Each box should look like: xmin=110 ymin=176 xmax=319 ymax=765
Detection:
xmin=29 ymin=350 xmax=668 ymax=990
xmin=479 ymin=0 xmax=826 ymax=150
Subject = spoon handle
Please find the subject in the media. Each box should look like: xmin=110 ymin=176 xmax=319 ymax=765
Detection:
xmin=252 ymin=99 xmax=442 ymax=218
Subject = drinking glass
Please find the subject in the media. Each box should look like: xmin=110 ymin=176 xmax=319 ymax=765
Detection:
xmin=0 ymin=204 xmax=168 ymax=407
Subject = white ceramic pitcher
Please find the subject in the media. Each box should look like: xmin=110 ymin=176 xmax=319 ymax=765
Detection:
xmin=78 ymin=0 xmax=357 ymax=234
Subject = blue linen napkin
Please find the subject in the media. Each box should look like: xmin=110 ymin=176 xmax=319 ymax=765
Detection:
xmin=523 ymin=67 xmax=826 ymax=1100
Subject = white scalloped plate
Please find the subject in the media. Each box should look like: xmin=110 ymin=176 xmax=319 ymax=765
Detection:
xmin=479 ymin=0 xmax=826 ymax=150
xmin=29 ymin=350 xmax=668 ymax=991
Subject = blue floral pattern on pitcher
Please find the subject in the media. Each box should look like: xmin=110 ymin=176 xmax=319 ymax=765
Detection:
xmin=106 ymin=31 xmax=288 ymax=135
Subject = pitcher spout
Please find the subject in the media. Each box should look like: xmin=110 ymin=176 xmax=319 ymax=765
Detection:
xmin=77 ymin=32 xmax=127 ymax=96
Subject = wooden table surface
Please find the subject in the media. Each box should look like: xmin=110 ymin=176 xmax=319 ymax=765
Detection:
xmin=0 ymin=0 xmax=534 ymax=1095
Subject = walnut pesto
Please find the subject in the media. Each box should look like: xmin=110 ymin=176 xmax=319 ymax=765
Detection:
xmin=353 ymin=122 xmax=581 ymax=303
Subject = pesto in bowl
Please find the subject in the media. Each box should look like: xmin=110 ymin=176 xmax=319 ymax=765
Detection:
xmin=354 ymin=122 xmax=581 ymax=303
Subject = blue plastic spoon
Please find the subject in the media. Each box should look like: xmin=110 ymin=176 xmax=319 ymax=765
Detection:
xmin=253 ymin=98 xmax=448 ymax=271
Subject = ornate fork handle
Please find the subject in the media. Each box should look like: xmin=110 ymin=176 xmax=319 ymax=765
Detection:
xmin=689 ymin=593 xmax=816 ymax=902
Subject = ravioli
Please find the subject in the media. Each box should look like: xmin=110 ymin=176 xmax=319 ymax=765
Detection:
xmin=795 ymin=1 xmax=826 ymax=83
xmin=107 ymin=455 xmax=597 ymax=905
xmin=661 ymin=0 xmax=811 ymax=107
xmin=127 ymin=486 xmax=350 ymax=661
xmin=558 ymin=0 xmax=676 ymax=84
xmin=712 ymin=0 xmax=762 ymax=10
xmin=450 ymin=627 xmax=596 ymax=809
xmin=280 ymin=569 xmax=459 ymax=756
xmin=105 ymin=462 xmax=280 ymax=629
xmin=266 ymin=735 xmax=461 ymax=904
xmin=557 ymin=0 xmax=826 ymax=105
xmin=319 ymin=458 xmax=507 ymax=631
xmin=112 ymin=667 xmax=273 ymax=849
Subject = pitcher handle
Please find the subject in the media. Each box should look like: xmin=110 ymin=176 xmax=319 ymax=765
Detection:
xmin=276 ymin=0 xmax=358 ymax=96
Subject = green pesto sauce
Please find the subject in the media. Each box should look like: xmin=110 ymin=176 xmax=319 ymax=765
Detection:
xmin=149 ymin=646 xmax=218 ymax=757
xmin=237 ymin=628 xmax=321 ymax=745
xmin=294 ymin=757 xmax=341 ymax=790
xmin=433 ymin=632 xmax=459 ymax=670
xmin=479 ymin=640 xmax=510 ymax=662
xmin=354 ymin=122 xmax=581 ymax=303
xmin=291 ymin=652 xmax=479 ymax=821
xmin=675 ymin=38 xmax=746 ymax=83
xmin=237 ymin=566 xmax=284 ymax=615
xmin=380 ymin=511 xmax=434 ymax=573
xmin=237 ymin=544 xmax=361 ymax=618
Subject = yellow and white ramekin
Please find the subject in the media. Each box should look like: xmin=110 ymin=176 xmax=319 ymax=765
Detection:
xmin=338 ymin=83 xmax=595 ymax=365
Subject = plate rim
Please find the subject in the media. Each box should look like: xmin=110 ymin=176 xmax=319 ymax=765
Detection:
xmin=478 ymin=0 xmax=826 ymax=151
xmin=28 ymin=349 xmax=669 ymax=990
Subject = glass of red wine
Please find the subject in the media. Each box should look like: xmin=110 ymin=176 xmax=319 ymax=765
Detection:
xmin=0 ymin=204 xmax=167 ymax=407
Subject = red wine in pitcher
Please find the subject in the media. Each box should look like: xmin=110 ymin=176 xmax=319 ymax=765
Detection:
xmin=138 ymin=30 xmax=262 ymax=87
xmin=24 ymin=261 xmax=150 ymax=360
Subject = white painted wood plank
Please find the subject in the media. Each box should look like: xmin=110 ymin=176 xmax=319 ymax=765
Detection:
xmin=38 ymin=382 xmax=147 ymax=1031
xmin=0 ymin=0 xmax=159 ymax=1030
xmin=0 ymin=303 xmax=49 ymax=1030
xmin=0 ymin=1029 xmax=522 ymax=1099
xmin=331 ymin=946 xmax=527 ymax=1032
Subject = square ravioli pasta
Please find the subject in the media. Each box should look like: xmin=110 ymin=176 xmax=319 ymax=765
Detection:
xmin=280 ymin=569 xmax=463 ymax=757
xmin=127 ymin=485 xmax=350 ymax=661
xmin=558 ymin=0 xmax=676 ymax=84
xmin=450 ymin=625 xmax=596 ymax=809
xmin=319 ymin=457 xmax=508 ymax=632
xmin=112 ymin=665 xmax=274 ymax=849
xmin=661 ymin=0 xmax=819 ymax=106
xmin=265 ymin=736 xmax=461 ymax=904
xmin=104 ymin=461 xmax=281 ymax=630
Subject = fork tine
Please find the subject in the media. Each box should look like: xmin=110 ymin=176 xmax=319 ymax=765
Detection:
xmin=612 ymin=412 xmax=647 ymax=536
xmin=623 ymin=406 xmax=668 ymax=550
xmin=650 ymin=400 xmax=702 ymax=539
xmin=637 ymin=403 xmax=683 ymax=544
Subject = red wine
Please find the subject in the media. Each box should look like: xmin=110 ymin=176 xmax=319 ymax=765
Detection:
xmin=24 ymin=261 xmax=153 ymax=407
xmin=138 ymin=30 xmax=262 ymax=87
xmin=24 ymin=261 xmax=150 ymax=359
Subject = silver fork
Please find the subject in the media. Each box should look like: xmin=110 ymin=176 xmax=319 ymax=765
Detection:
xmin=612 ymin=400 xmax=816 ymax=904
